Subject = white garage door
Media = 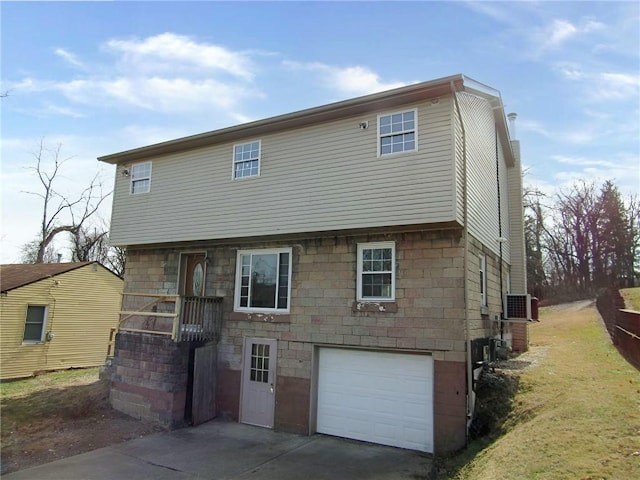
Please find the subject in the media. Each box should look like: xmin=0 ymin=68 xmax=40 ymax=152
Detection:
xmin=317 ymin=348 xmax=433 ymax=452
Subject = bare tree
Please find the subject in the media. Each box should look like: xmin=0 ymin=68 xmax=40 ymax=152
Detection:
xmin=72 ymin=225 xmax=109 ymax=263
xmin=23 ymin=139 xmax=111 ymax=263
xmin=70 ymin=221 xmax=127 ymax=277
xmin=106 ymin=245 xmax=127 ymax=277
xmin=21 ymin=240 xmax=57 ymax=264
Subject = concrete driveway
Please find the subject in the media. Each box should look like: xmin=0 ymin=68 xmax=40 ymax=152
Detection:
xmin=4 ymin=419 xmax=433 ymax=480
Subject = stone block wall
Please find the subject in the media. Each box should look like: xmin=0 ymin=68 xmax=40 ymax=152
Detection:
xmin=119 ymin=228 xmax=511 ymax=452
xmin=109 ymin=332 xmax=190 ymax=427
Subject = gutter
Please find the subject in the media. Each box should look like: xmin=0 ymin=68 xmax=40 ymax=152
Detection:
xmin=451 ymin=83 xmax=474 ymax=437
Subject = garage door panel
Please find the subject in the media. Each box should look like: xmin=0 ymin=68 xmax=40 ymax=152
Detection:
xmin=317 ymin=348 xmax=433 ymax=453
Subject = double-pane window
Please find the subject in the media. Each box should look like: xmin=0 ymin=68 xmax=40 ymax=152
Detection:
xmin=379 ymin=110 xmax=416 ymax=155
xmin=235 ymin=248 xmax=292 ymax=312
xmin=233 ymin=141 xmax=260 ymax=179
xmin=130 ymin=162 xmax=152 ymax=194
xmin=357 ymin=242 xmax=396 ymax=301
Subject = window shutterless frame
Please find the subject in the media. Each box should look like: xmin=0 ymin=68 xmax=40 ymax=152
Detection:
xmin=377 ymin=108 xmax=418 ymax=157
xmin=357 ymin=241 xmax=396 ymax=302
xmin=232 ymin=140 xmax=261 ymax=180
xmin=234 ymin=247 xmax=292 ymax=313
xmin=130 ymin=161 xmax=152 ymax=194
xmin=479 ymin=254 xmax=487 ymax=307
xmin=23 ymin=305 xmax=48 ymax=343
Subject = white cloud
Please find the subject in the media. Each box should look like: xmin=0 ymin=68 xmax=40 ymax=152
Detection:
xmin=546 ymin=19 xmax=578 ymax=47
xmin=549 ymin=153 xmax=640 ymax=197
xmin=8 ymin=33 xmax=263 ymax=121
xmin=54 ymin=48 xmax=84 ymax=68
xmin=105 ymin=33 xmax=254 ymax=80
xmin=552 ymin=155 xmax=617 ymax=168
xmin=532 ymin=18 xmax=606 ymax=55
xmin=283 ymin=61 xmax=408 ymax=96
xmin=53 ymin=76 xmax=262 ymax=113
xmin=595 ymin=72 xmax=640 ymax=100
xmin=519 ymin=120 xmax=595 ymax=145
xmin=555 ymin=64 xmax=640 ymax=102
xmin=43 ymin=104 xmax=86 ymax=118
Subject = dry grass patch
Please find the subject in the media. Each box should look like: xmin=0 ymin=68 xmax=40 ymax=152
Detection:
xmin=454 ymin=301 xmax=640 ymax=479
xmin=0 ymin=368 xmax=163 ymax=474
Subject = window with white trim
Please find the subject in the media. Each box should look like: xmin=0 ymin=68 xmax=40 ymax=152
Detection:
xmin=378 ymin=109 xmax=416 ymax=156
xmin=23 ymin=305 xmax=47 ymax=342
xmin=357 ymin=242 xmax=396 ymax=301
xmin=130 ymin=161 xmax=152 ymax=194
xmin=233 ymin=141 xmax=260 ymax=179
xmin=235 ymin=248 xmax=292 ymax=312
xmin=479 ymin=254 xmax=487 ymax=307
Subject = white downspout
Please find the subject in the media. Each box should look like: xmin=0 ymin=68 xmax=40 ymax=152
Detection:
xmin=451 ymin=84 xmax=473 ymax=437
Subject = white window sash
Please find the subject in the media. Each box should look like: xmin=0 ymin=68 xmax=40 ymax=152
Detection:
xmin=234 ymin=247 xmax=292 ymax=313
xmin=232 ymin=140 xmax=261 ymax=179
xmin=130 ymin=161 xmax=152 ymax=194
xmin=377 ymin=108 xmax=418 ymax=157
xmin=357 ymin=241 xmax=396 ymax=302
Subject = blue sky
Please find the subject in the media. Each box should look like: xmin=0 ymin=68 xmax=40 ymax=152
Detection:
xmin=1 ymin=1 xmax=639 ymax=263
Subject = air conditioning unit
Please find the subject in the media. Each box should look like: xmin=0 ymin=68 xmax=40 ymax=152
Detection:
xmin=504 ymin=294 xmax=531 ymax=320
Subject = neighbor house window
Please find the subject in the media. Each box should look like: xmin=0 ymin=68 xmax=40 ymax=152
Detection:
xmin=479 ymin=255 xmax=487 ymax=307
xmin=23 ymin=305 xmax=47 ymax=342
xmin=357 ymin=242 xmax=396 ymax=301
xmin=235 ymin=248 xmax=292 ymax=312
xmin=233 ymin=141 xmax=261 ymax=179
xmin=130 ymin=161 xmax=152 ymax=194
xmin=378 ymin=109 xmax=416 ymax=156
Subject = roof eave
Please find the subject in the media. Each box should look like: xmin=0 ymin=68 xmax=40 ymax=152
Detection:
xmin=98 ymin=74 xmax=466 ymax=165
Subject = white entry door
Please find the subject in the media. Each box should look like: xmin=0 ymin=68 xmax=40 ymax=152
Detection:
xmin=317 ymin=348 xmax=434 ymax=452
xmin=240 ymin=338 xmax=277 ymax=428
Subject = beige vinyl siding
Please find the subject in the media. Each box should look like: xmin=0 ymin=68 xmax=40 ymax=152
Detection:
xmin=497 ymin=138 xmax=512 ymax=264
xmin=455 ymin=92 xmax=511 ymax=262
xmin=109 ymin=97 xmax=457 ymax=246
xmin=0 ymin=265 xmax=122 ymax=380
xmin=507 ymin=140 xmax=527 ymax=293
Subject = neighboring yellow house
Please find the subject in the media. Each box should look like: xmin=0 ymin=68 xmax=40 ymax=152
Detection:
xmin=0 ymin=262 xmax=123 ymax=380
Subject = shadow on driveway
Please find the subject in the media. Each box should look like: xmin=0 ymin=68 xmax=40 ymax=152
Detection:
xmin=4 ymin=419 xmax=433 ymax=480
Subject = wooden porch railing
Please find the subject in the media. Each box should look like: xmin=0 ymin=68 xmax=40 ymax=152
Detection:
xmin=116 ymin=293 xmax=223 ymax=343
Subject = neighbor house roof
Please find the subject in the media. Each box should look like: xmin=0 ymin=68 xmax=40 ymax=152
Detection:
xmin=98 ymin=74 xmax=512 ymax=165
xmin=0 ymin=262 xmax=94 ymax=293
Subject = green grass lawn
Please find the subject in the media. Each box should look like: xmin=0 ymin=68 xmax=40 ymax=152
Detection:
xmin=0 ymin=367 xmax=100 ymax=398
xmin=454 ymin=302 xmax=640 ymax=479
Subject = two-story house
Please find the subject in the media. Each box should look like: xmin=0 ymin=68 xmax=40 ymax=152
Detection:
xmin=99 ymin=74 xmax=532 ymax=454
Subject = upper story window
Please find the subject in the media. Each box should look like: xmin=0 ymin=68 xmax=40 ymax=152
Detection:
xmin=130 ymin=161 xmax=152 ymax=194
xmin=23 ymin=305 xmax=47 ymax=343
xmin=479 ymin=254 xmax=487 ymax=307
xmin=357 ymin=242 xmax=396 ymax=302
xmin=235 ymin=248 xmax=292 ymax=312
xmin=233 ymin=141 xmax=261 ymax=179
xmin=378 ymin=109 xmax=416 ymax=156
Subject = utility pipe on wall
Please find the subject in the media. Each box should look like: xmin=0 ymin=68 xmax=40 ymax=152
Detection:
xmin=451 ymin=83 xmax=473 ymax=438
